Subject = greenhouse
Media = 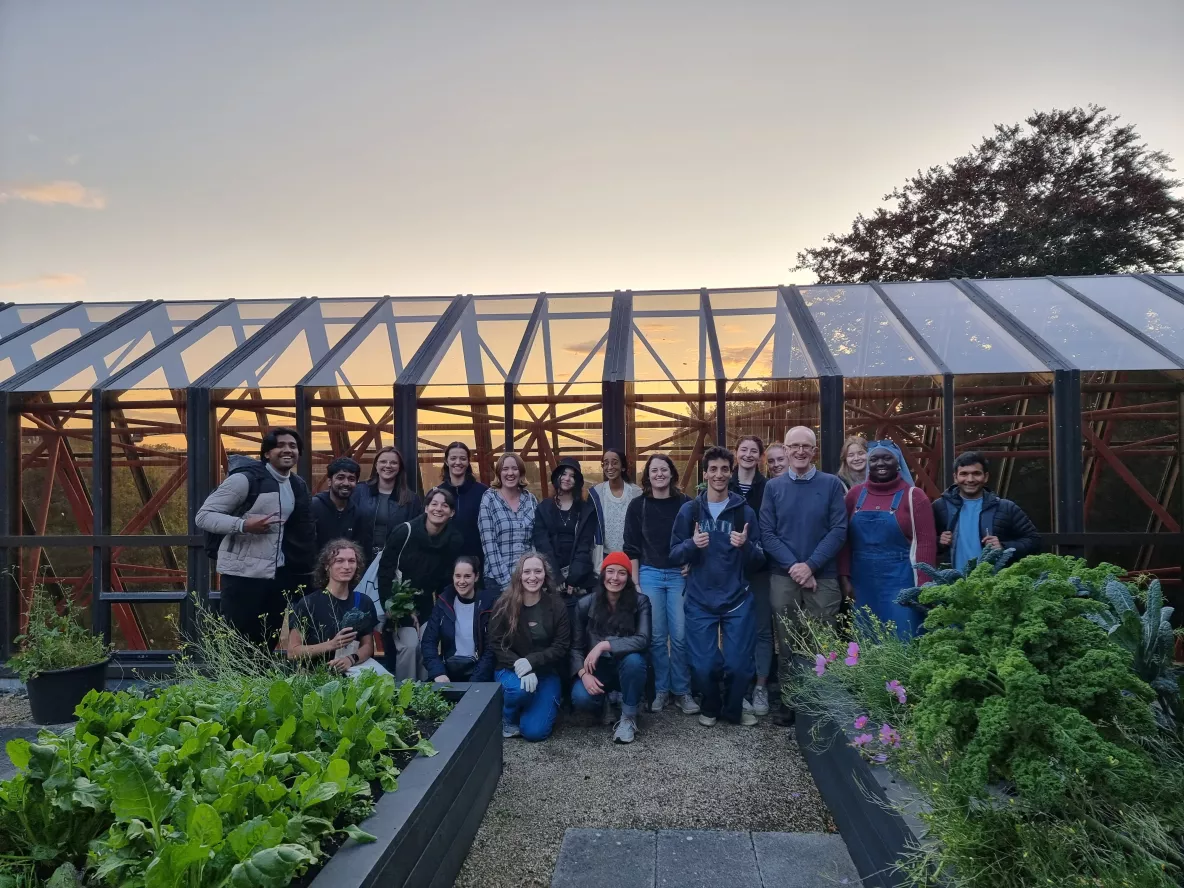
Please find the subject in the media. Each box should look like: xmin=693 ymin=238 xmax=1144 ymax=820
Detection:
xmin=0 ymin=273 xmax=1181 ymax=668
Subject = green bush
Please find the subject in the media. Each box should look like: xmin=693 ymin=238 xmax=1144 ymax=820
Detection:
xmin=9 ymin=584 xmax=111 ymax=682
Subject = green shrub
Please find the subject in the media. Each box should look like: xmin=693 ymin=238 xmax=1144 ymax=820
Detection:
xmin=9 ymin=584 xmax=110 ymax=682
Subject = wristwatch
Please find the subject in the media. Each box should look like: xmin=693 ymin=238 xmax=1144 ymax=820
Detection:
xmin=350 ymin=653 xmax=360 ymax=665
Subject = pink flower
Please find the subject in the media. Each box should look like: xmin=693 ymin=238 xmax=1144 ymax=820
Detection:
xmin=886 ymin=680 xmax=907 ymax=705
xmin=879 ymin=723 xmax=902 ymax=748
xmin=814 ymin=654 xmax=827 ymax=676
xmin=844 ymin=642 xmax=860 ymax=666
xmin=853 ymin=715 xmax=869 ymax=730
xmin=851 ymin=733 xmax=874 ymax=746
xmin=826 ymin=651 xmax=838 ymax=663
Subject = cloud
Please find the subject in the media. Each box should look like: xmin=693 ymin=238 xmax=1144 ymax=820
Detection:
xmin=563 ymin=339 xmax=604 ymax=355
xmin=0 ymin=273 xmax=85 ymax=291
xmin=0 ymin=180 xmax=106 ymax=209
xmin=65 ymin=154 xmax=81 ymax=166
xmin=720 ymin=344 xmax=763 ymax=364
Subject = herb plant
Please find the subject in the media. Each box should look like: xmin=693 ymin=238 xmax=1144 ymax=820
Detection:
xmin=383 ymin=579 xmax=420 ymax=624
xmin=9 ymin=585 xmax=111 ymax=682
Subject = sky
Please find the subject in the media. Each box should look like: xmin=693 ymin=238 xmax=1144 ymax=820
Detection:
xmin=1 ymin=0 xmax=1182 ymax=304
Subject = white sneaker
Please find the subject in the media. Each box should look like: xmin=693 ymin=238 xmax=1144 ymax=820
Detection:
xmin=651 ymin=691 xmax=670 ymax=712
xmin=502 ymin=723 xmax=521 ymax=739
xmin=698 ymin=714 xmax=718 ymax=727
xmin=742 ymin=698 xmax=754 ymax=713
xmin=740 ymin=711 xmax=758 ymax=727
xmin=613 ymin=716 xmax=637 ymax=744
xmin=678 ymin=694 xmax=701 ymax=715
xmin=752 ymin=686 xmax=770 ymax=716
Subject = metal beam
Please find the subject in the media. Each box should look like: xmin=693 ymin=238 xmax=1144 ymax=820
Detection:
xmin=602 ymin=291 xmax=633 ymax=452
xmin=186 ymin=386 xmax=214 ymax=625
xmin=191 ymin=298 xmax=313 ymax=390
xmin=100 ymin=300 xmax=235 ymax=392
xmin=0 ymin=302 xmax=82 ymax=352
xmin=1136 ymin=273 xmax=1184 ymax=306
xmin=297 ymin=296 xmax=392 ymax=388
xmin=952 ymin=279 xmax=1070 ymax=370
xmin=91 ymin=389 xmax=113 ymax=642
xmin=0 ymin=390 xmax=19 ymax=659
xmin=504 ymin=294 xmax=546 ymax=451
xmin=781 ymin=287 xmax=843 ymax=466
xmin=1047 ymin=277 xmax=1184 ymax=368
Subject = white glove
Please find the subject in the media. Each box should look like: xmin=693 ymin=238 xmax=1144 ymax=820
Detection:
xmin=513 ymin=658 xmax=533 ymax=678
xmin=519 ymin=671 xmax=538 ymax=694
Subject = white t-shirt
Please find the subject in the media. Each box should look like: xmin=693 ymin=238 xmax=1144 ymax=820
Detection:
xmin=453 ymin=598 xmax=476 ymax=660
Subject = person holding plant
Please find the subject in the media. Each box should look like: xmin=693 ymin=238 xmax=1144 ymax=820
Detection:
xmin=439 ymin=441 xmax=489 ymax=561
xmin=590 ymin=447 xmax=642 ymax=568
xmin=836 ymin=436 xmax=869 ymax=491
xmin=421 ymin=555 xmax=497 ymax=683
xmin=354 ymin=446 xmax=423 ymax=560
xmin=489 ymin=551 xmax=571 ymax=741
xmin=838 ymin=441 xmax=936 ymax=639
xmin=533 ymin=457 xmax=598 ymax=620
xmin=570 ymin=552 xmax=652 ymax=743
xmin=478 ymin=452 xmax=538 ymax=595
xmin=624 ymin=453 xmax=695 ymax=714
xmin=377 ymin=486 xmax=463 ymax=679
xmin=287 ymin=538 xmax=387 ymax=676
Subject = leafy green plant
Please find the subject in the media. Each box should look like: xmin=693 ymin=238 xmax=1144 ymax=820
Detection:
xmin=383 ymin=579 xmax=419 ymax=623
xmin=9 ymin=585 xmax=111 ymax=682
xmin=408 ymin=680 xmax=454 ymax=723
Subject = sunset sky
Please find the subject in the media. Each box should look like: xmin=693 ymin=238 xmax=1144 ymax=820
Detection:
xmin=2 ymin=0 xmax=1182 ymax=305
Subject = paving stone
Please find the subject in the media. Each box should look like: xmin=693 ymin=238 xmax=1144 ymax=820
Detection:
xmin=655 ymin=830 xmax=760 ymax=888
xmin=551 ymin=828 xmax=655 ymax=888
xmin=752 ymin=832 xmax=862 ymax=888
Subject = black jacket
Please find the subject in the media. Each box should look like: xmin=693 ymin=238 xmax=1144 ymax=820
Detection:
xmin=931 ymin=485 xmax=1041 ymax=562
xmin=420 ymin=584 xmax=498 ymax=682
xmin=489 ymin=591 xmax=571 ymax=675
xmin=353 ymin=482 xmax=423 ymax=556
xmin=439 ymin=476 xmax=489 ymax=560
xmin=569 ymin=591 xmax=651 ymax=677
xmin=532 ymin=498 xmax=598 ymax=591
xmin=310 ymin=491 xmax=359 ymax=553
xmin=376 ymin=514 xmax=463 ymax=626
xmin=729 ymin=470 xmax=768 ymax=516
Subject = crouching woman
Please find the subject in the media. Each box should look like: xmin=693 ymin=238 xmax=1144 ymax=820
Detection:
xmin=489 ymin=551 xmax=571 ymax=741
xmin=421 ymin=555 xmax=497 ymax=683
xmin=570 ymin=551 xmax=651 ymax=744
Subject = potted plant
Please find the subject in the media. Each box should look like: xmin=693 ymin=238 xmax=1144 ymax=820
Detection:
xmin=10 ymin=584 xmax=112 ymax=724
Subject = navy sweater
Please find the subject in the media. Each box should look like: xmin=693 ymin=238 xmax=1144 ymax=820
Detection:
xmin=758 ymin=471 xmax=848 ymax=578
xmin=669 ymin=492 xmax=763 ymax=614
xmin=440 ymin=476 xmax=489 ymax=560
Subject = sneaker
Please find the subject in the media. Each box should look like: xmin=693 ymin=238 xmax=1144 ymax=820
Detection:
xmin=752 ymin=686 xmax=770 ymax=716
xmin=740 ymin=711 xmax=759 ymax=727
xmin=697 ymin=714 xmax=718 ymax=727
xmin=613 ymin=716 xmax=637 ymax=744
xmin=678 ymin=694 xmax=701 ymax=715
xmin=651 ymin=690 xmax=670 ymax=712
xmin=742 ymin=697 xmax=754 ymax=713
xmin=502 ymin=723 xmax=521 ymax=739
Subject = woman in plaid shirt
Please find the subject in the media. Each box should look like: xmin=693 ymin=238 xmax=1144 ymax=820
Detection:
xmin=479 ymin=453 xmax=539 ymax=594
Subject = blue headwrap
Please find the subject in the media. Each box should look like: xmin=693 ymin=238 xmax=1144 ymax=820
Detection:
xmin=867 ymin=440 xmax=914 ymax=486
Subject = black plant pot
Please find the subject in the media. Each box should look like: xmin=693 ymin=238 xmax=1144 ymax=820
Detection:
xmin=26 ymin=659 xmax=110 ymax=725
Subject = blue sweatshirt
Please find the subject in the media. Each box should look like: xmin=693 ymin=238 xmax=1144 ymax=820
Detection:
xmin=669 ymin=491 xmax=763 ymax=614
xmin=758 ymin=470 xmax=848 ymax=578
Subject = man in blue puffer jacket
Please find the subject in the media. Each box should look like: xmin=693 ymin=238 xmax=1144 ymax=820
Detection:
xmin=670 ymin=446 xmax=764 ymax=728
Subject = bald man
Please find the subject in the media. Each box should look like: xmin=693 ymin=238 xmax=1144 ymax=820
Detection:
xmin=758 ymin=426 xmax=848 ymax=725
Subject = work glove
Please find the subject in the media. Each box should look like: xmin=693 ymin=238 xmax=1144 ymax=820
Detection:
xmin=519 ymin=671 xmax=538 ymax=694
xmin=513 ymin=658 xmax=533 ymax=678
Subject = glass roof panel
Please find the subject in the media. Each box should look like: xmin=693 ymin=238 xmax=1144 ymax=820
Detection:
xmin=1156 ymin=274 xmax=1184 ymax=294
xmin=418 ymin=297 xmax=538 ymax=389
xmin=1061 ymin=276 xmax=1184 ymax=356
xmin=215 ymin=300 xmax=374 ymax=390
xmin=800 ymin=284 xmax=939 ymax=377
xmin=977 ymin=278 xmax=1174 ymax=370
xmin=109 ymin=300 xmax=290 ymax=390
xmin=708 ymin=289 xmax=814 ymax=380
xmin=516 ymin=295 xmax=612 ymax=387
xmin=0 ymin=302 xmax=133 ymax=384
xmin=880 ymin=282 xmax=1047 ymax=374
xmin=0 ymin=304 xmax=61 ymax=340
xmin=303 ymin=297 xmax=453 ymax=387
xmin=630 ymin=291 xmax=706 ymax=382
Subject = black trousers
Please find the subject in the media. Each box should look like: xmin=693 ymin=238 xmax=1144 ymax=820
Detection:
xmin=219 ymin=567 xmax=311 ymax=651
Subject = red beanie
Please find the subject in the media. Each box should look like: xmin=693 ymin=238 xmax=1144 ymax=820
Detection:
xmin=600 ymin=551 xmax=633 ymax=575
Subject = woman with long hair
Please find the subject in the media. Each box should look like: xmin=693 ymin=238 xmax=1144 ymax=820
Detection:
xmin=570 ymin=552 xmax=651 ymax=744
xmin=421 ymin=555 xmax=497 ymax=682
xmin=589 ymin=447 xmax=642 ymax=569
xmin=835 ymin=436 xmax=869 ymax=491
xmin=532 ymin=456 xmax=598 ymax=620
xmin=354 ymin=446 xmax=423 ymax=558
xmin=438 ymin=441 xmax=488 ymax=561
xmin=478 ymin=452 xmax=538 ymax=595
xmin=489 ymin=551 xmax=570 ymax=741
xmin=764 ymin=442 xmax=789 ymax=479
xmin=286 ymin=538 xmax=387 ymax=675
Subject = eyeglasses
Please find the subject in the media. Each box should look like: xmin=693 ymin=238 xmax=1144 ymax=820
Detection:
xmin=785 ymin=444 xmax=815 ymax=452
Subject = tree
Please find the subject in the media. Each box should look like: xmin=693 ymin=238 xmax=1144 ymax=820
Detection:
xmin=795 ymin=106 xmax=1184 ymax=283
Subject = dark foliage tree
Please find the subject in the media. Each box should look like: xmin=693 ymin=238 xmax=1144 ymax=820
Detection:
xmin=795 ymin=106 xmax=1184 ymax=283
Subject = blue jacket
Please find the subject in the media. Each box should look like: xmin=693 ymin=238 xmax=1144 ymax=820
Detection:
xmin=669 ymin=492 xmax=763 ymax=614
xmin=420 ymin=584 xmax=498 ymax=682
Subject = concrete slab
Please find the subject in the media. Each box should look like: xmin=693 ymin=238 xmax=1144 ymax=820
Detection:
xmin=752 ymin=832 xmax=862 ymax=887
xmin=655 ymin=830 xmax=760 ymax=888
xmin=552 ymin=828 xmax=656 ymax=888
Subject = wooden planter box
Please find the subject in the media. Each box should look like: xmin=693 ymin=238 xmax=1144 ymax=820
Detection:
xmin=310 ymin=681 xmax=503 ymax=888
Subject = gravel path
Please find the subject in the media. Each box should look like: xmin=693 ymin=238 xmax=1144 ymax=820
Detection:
xmin=453 ymin=707 xmax=834 ymax=888
xmin=0 ymin=694 xmax=31 ymax=726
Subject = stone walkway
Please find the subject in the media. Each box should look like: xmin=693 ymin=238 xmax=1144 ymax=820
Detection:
xmin=552 ymin=829 xmax=861 ymax=888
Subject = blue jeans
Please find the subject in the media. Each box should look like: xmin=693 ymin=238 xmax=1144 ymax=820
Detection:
xmin=497 ymin=669 xmax=562 ymax=742
xmin=640 ymin=565 xmax=690 ymax=696
xmin=685 ymin=593 xmax=756 ymax=723
xmin=571 ymin=652 xmax=648 ymax=716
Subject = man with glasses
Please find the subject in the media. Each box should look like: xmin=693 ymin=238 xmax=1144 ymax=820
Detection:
xmin=758 ymin=426 xmax=848 ymax=726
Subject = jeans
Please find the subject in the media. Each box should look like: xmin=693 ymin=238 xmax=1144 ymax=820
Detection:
xmin=497 ymin=669 xmax=562 ymax=741
xmin=769 ymin=574 xmax=841 ymax=705
xmin=639 ymin=565 xmax=690 ymax=696
xmin=571 ymin=652 xmax=648 ymax=716
xmin=751 ymin=571 xmax=773 ymax=680
xmin=685 ymin=594 xmax=756 ymax=723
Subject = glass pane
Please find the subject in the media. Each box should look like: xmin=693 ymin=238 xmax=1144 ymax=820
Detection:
xmin=710 ymin=289 xmax=814 ymax=381
xmin=800 ymin=284 xmax=939 ymax=377
xmin=109 ymin=392 xmax=190 ymax=535
xmin=0 ymin=303 xmax=132 ymax=383
xmin=512 ymin=381 xmax=603 ymax=495
xmin=977 ymin=278 xmax=1174 ymax=371
xmin=517 ymin=296 xmax=613 ymax=386
xmin=18 ymin=395 xmax=94 ymax=536
xmin=107 ymin=301 xmax=289 ymax=390
xmin=0 ymin=304 xmax=59 ymax=340
xmin=1062 ymin=276 xmax=1184 ymax=356
xmin=1156 ymin=274 xmax=1184 ymax=293
xmin=421 ymin=300 xmax=537 ymax=391
xmin=844 ymin=377 xmax=944 ymax=497
xmin=881 ymin=281 xmax=1047 ymax=374
xmin=630 ymin=291 xmax=706 ymax=383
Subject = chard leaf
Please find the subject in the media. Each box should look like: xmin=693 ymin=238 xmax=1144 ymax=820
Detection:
xmin=268 ymin=681 xmax=296 ymax=720
xmin=189 ymin=802 xmax=222 ymax=846
xmin=343 ymin=823 xmax=376 ymax=844
xmin=105 ymin=744 xmax=180 ymax=830
xmin=228 ymin=817 xmax=284 ymax=861
xmin=255 ymin=776 xmax=287 ymax=805
xmin=5 ymin=738 xmax=30 ymax=771
xmin=229 ymin=844 xmax=316 ymax=887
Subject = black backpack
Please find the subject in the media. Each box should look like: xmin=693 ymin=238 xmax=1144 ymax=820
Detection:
xmin=203 ymin=463 xmax=265 ymax=564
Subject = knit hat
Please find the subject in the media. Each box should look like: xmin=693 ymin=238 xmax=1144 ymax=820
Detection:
xmin=550 ymin=456 xmax=585 ymax=492
xmin=600 ymin=551 xmax=632 ymax=575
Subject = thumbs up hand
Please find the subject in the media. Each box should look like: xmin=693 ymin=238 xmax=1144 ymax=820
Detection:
xmin=692 ymin=521 xmax=710 ymax=549
xmin=730 ymin=522 xmax=749 ymax=548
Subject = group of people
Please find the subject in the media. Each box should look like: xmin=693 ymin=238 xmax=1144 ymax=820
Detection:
xmin=196 ymin=425 xmax=1040 ymax=744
